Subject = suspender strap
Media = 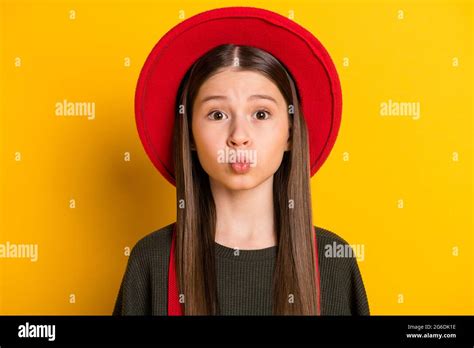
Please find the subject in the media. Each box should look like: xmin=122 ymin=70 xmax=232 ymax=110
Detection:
xmin=313 ymin=225 xmax=322 ymax=315
xmin=167 ymin=223 xmax=183 ymax=315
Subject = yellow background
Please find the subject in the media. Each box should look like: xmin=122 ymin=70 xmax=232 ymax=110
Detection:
xmin=0 ymin=0 xmax=472 ymax=314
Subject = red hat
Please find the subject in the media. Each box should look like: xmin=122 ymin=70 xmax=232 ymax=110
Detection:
xmin=135 ymin=6 xmax=342 ymax=186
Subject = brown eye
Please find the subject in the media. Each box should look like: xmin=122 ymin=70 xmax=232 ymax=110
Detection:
xmin=208 ymin=111 xmax=227 ymax=120
xmin=254 ymin=110 xmax=270 ymax=120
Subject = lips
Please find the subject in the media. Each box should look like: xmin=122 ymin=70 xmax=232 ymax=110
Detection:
xmin=230 ymin=161 xmax=251 ymax=174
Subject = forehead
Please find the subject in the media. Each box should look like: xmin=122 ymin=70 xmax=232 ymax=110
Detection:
xmin=195 ymin=68 xmax=284 ymax=101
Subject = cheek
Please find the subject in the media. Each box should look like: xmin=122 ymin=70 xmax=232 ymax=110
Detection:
xmin=257 ymin=144 xmax=285 ymax=175
xmin=257 ymin=121 xmax=289 ymax=165
xmin=192 ymin=124 xmax=223 ymax=169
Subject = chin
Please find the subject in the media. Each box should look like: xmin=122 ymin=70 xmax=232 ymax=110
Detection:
xmin=215 ymin=174 xmax=262 ymax=191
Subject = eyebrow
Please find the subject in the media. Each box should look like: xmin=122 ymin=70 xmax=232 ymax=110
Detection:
xmin=200 ymin=94 xmax=278 ymax=104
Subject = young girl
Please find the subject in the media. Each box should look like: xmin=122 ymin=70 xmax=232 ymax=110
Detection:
xmin=113 ymin=7 xmax=369 ymax=316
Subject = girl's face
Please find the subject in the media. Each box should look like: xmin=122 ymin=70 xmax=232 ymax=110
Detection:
xmin=191 ymin=67 xmax=291 ymax=191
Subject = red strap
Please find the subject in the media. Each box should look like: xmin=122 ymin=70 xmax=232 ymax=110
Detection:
xmin=168 ymin=223 xmax=183 ymax=315
xmin=313 ymin=225 xmax=322 ymax=315
xmin=168 ymin=223 xmax=321 ymax=315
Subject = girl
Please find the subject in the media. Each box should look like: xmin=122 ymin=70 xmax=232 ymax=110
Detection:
xmin=113 ymin=7 xmax=369 ymax=316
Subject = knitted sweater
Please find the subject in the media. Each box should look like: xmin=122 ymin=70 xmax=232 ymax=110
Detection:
xmin=113 ymin=223 xmax=370 ymax=315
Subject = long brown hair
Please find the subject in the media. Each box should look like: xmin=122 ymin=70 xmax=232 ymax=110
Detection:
xmin=173 ymin=44 xmax=318 ymax=315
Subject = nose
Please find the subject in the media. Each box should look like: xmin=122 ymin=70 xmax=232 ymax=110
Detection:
xmin=227 ymin=114 xmax=252 ymax=148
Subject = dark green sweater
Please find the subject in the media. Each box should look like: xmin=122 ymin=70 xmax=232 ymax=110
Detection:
xmin=113 ymin=223 xmax=370 ymax=315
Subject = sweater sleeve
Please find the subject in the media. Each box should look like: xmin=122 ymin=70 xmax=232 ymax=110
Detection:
xmin=316 ymin=227 xmax=370 ymax=316
xmin=347 ymin=252 xmax=370 ymax=315
xmin=112 ymin=241 xmax=151 ymax=315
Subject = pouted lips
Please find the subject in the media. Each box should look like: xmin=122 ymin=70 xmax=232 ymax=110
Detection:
xmin=230 ymin=161 xmax=252 ymax=174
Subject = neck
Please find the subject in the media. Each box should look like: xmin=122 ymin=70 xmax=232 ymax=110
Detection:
xmin=210 ymin=176 xmax=277 ymax=250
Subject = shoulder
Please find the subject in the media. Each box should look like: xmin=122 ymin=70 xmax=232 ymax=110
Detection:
xmin=313 ymin=225 xmax=370 ymax=315
xmin=315 ymin=226 xmax=358 ymax=270
xmin=124 ymin=222 xmax=174 ymax=279
xmin=129 ymin=222 xmax=174 ymax=263
xmin=314 ymin=224 xmax=363 ymax=275
xmin=315 ymin=226 xmax=352 ymax=248
xmin=113 ymin=223 xmax=174 ymax=315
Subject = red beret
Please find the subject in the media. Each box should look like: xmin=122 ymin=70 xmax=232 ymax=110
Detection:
xmin=135 ymin=6 xmax=342 ymax=186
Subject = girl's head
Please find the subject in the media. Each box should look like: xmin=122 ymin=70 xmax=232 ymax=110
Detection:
xmin=173 ymin=44 xmax=318 ymax=315
xmin=182 ymin=45 xmax=297 ymax=191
